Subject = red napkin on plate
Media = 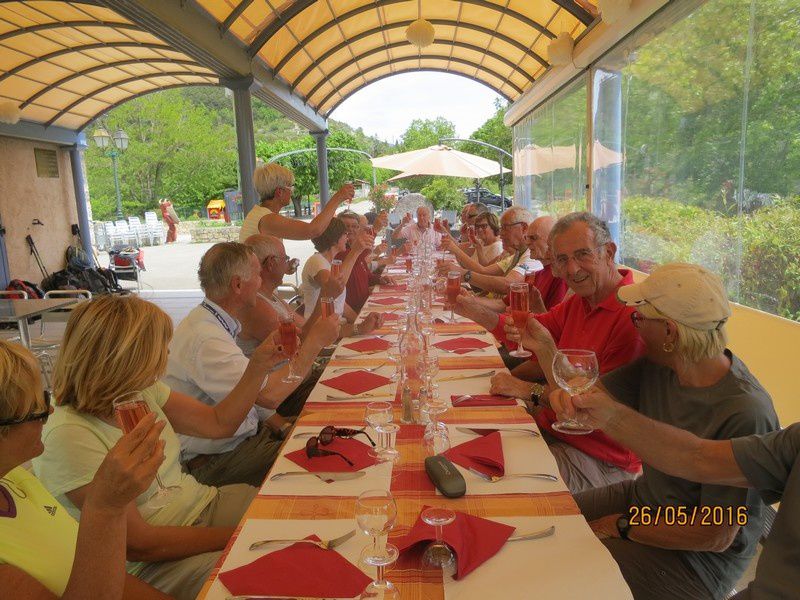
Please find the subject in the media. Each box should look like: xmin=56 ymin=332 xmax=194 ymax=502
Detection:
xmin=433 ymin=337 xmax=491 ymax=354
xmin=444 ymin=431 xmax=505 ymax=477
xmin=342 ymin=337 xmax=391 ymax=353
xmin=219 ymin=534 xmax=371 ymax=597
xmin=320 ymin=370 xmax=393 ymax=395
xmin=451 ymin=394 xmax=518 ymax=407
xmin=395 ymin=507 xmax=515 ymax=579
xmin=285 ymin=436 xmax=378 ymax=472
xmin=370 ymin=296 xmax=406 ymax=305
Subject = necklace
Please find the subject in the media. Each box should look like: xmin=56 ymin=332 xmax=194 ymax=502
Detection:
xmin=0 ymin=477 xmax=27 ymax=500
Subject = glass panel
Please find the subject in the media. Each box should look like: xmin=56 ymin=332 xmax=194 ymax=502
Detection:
xmin=513 ymin=78 xmax=587 ymax=216
xmin=594 ymin=0 xmax=800 ymax=321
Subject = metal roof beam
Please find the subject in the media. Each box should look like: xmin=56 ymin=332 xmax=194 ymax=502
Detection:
xmin=0 ymin=20 xmax=143 ymax=43
xmin=218 ymin=0 xmax=254 ymax=35
xmin=97 ymin=0 xmax=327 ymax=132
xmin=0 ymin=120 xmax=78 ymax=145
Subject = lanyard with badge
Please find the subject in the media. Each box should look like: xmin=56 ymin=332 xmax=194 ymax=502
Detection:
xmin=201 ymin=301 xmax=236 ymax=338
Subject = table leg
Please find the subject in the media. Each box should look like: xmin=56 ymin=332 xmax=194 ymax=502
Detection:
xmin=17 ymin=318 xmax=31 ymax=348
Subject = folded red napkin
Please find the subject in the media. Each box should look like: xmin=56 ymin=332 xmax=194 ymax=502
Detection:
xmin=370 ymin=296 xmax=406 ymax=305
xmin=444 ymin=431 xmax=505 ymax=477
xmin=381 ymin=284 xmax=407 ymax=292
xmin=450 ymin=394 xmax=518 ymax=407
xmin=320 ymin=370 xmax=393 ymax=395
xmin=285 ymin=436 xmax=378 ymax=472
xmin=396 ymin=507 xmax=515 ymax=579
xmin=342 ymin=337 xmax=391 ymax=353
xmin=219 ymin=534 xmax=371 ymax=597
xmin=433 ymin=337 xmax=491 ymax=354
xmin=382 ymin=312 xmax=400 ymax=321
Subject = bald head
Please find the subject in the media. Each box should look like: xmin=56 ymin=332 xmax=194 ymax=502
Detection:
xmin=244 ymin=233 xmax=288 ymax=286
xmin=527 ymin=216 xmax=555 ymax=262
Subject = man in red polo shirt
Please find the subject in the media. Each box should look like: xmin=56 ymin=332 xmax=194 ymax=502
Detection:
xmin=455 ymin=212 xmax=646 ymax=493
xmin=337 ymin=211 xmax=392 ymax=312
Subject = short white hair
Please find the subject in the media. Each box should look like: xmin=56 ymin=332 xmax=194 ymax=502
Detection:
xmin=638 ymin=303 xmax=728 ymax=363
xmin=501 ymin=206 xmax=534 ymax=225
xmin=243 ymin=234 xmax=284 ymax=262
xmin=198 ymin=242 xmax=255 ymax=299
xmin=253 ymin=163 xmax=294 ymax=203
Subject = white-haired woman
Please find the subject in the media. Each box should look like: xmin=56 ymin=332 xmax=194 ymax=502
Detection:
xmin=239 ymin=162 xmax=354 ymax=241
xmin=0 ymin=340 xmax=168 ymax=599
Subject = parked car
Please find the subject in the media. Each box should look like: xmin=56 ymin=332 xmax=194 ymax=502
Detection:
xmin=462 ymin=187 xmax=512 ymax=210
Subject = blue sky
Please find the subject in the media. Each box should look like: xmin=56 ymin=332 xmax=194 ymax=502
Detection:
xmin=330 ymin=71 xmax=504 ymax=144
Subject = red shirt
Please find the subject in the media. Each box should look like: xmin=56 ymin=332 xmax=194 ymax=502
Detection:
xmin=502 ymin=263 xmax=568 ymax=311
xmin=493 ymin=269 xmax=645 ymax=472
xmin=336 ymin=249 xmax=378 ymax=313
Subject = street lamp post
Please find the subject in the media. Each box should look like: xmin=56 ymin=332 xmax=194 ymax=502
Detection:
xmin=92 ymin=126 xmax=129 ymax=219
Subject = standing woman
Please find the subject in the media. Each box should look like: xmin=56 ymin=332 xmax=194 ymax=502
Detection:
xmin=239 ymin=162 xmax=354 ymax=241
xmin=0 ymin=340 xmax=168 ymax=599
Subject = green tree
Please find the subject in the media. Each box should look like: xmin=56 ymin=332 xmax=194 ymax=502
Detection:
xmin=421 ymin=178 xmax=467 ymax=210
xmin=400 ymin=117 xmax=456 ymax=151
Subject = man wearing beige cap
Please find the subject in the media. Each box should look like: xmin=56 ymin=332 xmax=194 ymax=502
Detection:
xmin=548 ymin=263 xmax=779 ymax=600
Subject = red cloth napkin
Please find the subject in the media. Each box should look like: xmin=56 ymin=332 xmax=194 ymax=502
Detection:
xmin=219 ymin=534 xmax=371 ymax=597
xmin=285 ymin=436 xmax=378 ymax=472
xmin=395 ymin=507 xmax=515 ymax=579
xmin=444 ymin=431 xmax=505 ymax=477
xmin=320 ymin=370 xmax=393 ymax=395
xmin=381 ymin=284 xmax=407 ymax=292
xmin=370 ymin=296 xmax=406 ymax=305
xmin=433 ymin=337 xmax=491 ymax=354
xmin=450 ymin=394 xmax=518 ymax=407
xmin=342 ymin=337 xmax=391 ymax=352
xmin=382 ymin=312 xmax=401 ymax=321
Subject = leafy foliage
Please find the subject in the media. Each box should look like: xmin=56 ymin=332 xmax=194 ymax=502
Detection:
xmin=421 ymin=178 xmax=465 ymax=210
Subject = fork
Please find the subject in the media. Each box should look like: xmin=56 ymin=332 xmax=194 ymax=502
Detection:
xmin=325 ymin=393 xmax=393 ymax=401
xmin=438 ymin=369 xmax=496 ymax=382
xmin=451 ymin=394 xmax=515 ymax=405
xmin=332 ymin=361 xmax=387 ymax=373
xmin=438 ymin=347 xmax=487 ymax=354
xmin=249 ymin=529 xmax=356 ymax=551
xmin=468 ymin=467 xmax=559 ymax=482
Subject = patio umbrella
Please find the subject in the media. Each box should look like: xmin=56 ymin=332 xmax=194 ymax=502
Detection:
xmin=372 ymin=145 xmax=509 ymax=180
xmin=513 ymin=141 xmax=623 ymax=177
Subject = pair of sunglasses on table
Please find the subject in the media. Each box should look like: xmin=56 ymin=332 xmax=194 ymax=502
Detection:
xmin=304 ymin=425 xmax=376 ymax=465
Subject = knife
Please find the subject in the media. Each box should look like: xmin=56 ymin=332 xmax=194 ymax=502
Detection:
xmin=438 ymin=369 xmax=496 ymax=382
xmin=269 ymin=471 xmax=366 ymax=481
xmin=508 ymin=525 xmax=556 ymax=542
xmin=455 ymin=426 xmax=540 ymax=437
xmin=325 ymin=394 xmax=394 ymax=401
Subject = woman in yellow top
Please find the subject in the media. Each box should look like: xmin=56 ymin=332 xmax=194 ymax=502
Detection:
xmin=0 ymin=340 xmax=168 ymax=599
xmin=33 ymin=295 xmax=285 ymax=600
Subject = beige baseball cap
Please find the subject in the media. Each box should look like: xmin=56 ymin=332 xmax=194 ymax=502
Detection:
xmin=617 ymin=263 xmax=731 ymax=330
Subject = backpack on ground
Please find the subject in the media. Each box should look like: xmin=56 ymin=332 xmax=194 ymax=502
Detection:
xmin=6 ymin=279 xmax=44 ymax=299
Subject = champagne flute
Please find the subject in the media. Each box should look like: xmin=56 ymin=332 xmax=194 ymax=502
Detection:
xmin=445 ymin=271 xmax=461 ymax=323
xmin=508 ymin=282 xmax=532 ymax=358
xmin=356 ymin=489 xmax=399 ymax=600
xmin=330 ymin=259 xmax=342 ymax=278
xmin=551 ymin=349 xmax=598 ymax=435
xmin=279 ymin=315 xmax=302 ymax=383
xmin=319 ymin=296 xmax=338 ymax=350
xmin=113 ymin=391 xmax=180 ymax=509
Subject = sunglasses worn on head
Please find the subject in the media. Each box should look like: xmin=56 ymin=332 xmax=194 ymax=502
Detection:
xmin=305 ymin=436 xmax=355 ymax=466
xmin=0 ymin=390 xmax=51 ymax=427
xmin=319 ymin=424 xmax=376 ymax=447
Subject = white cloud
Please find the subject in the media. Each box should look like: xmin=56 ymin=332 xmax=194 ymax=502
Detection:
xmin=330 ymin=72 xmax=504 ymax=144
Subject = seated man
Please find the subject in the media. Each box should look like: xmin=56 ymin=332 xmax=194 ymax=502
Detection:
xmin=441 ymin=206 xmax=542 ymax=297
xmin=164 ymin=242 xmax=339 ymax=488
xmin=547 ymin=265 xmax=779 ymax=598
xmin=392 ymin=205 xmax=442 ymax=247
xmin=456 ymin=212 xmax=646 ymax=493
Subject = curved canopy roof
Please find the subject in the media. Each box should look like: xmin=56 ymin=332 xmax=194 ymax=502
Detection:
xmin=0 ymin=1 xmax=218 ymax=130
xmin=196 ymin=0 xmax=598 ymax=116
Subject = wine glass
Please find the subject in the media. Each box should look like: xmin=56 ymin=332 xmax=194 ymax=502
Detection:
xmin=421 ymin=507 xmax=456 ymax=569
xmin=279 ymin=315 xmax=303 ymax=383
xmin=445 ymin=271 xmax=462 ymax=322
xmin=319 ymin=296 xmax=339 ymax=350
xmin=356 ymin=490 xmax=400 ymax=600
xmin=551 ymin=349 xmax=598 ymax=435
xmin=423 ymin=423 xmax=450 ymax=456
xmin=365 ymin=402 xmax=393 ymax=459
xmin=508 ymin=282 xmax=532 ymax=358
xmin=113 ymin=391 xmax=180 ymax=509
xmin=387 ymin=344 xmax=402 ymax=381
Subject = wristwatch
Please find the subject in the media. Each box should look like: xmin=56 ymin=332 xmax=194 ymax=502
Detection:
xmin=616 ymin=514 xmax=633 ymax=540
xmin=463 ymin=270 xmax=472 ymax=283
xmin=529 ymin=383 xmax=545 ymax=407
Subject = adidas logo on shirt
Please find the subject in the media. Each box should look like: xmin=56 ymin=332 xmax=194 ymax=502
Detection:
xmin=43 ymin=505 xmax=57 ymax=516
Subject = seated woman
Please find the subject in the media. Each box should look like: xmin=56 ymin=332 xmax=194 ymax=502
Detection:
xmin=239 ymin=162 xmax=354 ymax=241
xmin=300 ymin=217 xmax=374 ymax=324
xmin=0 ymin=340 xmax=168 ymax=600
xmin=461 ymin=212 xmax=506 ymax=266
xmin=33 ymin=295 xmax=285 ymax=600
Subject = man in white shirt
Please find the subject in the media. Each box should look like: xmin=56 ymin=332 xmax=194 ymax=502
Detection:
xmin=164 ymin=242 xmax=338 ymax=487
xmin=392 ymin=206 xmax=442 ymax=247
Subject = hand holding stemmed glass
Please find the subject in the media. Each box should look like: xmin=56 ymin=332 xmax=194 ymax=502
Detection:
xmin=112 ymin=391 xmax=180 ymax=509
xmin=356 ymin=489 xmax=400 ymax=600
xmin=550 ymin=349 xmax=598 ymax=435
xmin=445 ymin=271 xmax=462 ymax=323
xmin=279 ymin=314 xmax=303 ymax=383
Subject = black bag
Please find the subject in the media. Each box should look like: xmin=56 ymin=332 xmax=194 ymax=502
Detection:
xmin=42 ymin=267 xmax=124 ymax=296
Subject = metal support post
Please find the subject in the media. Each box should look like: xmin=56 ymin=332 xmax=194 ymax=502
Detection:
xmin=312 ymin=130 xmax=330 ymax=207
xmin=70 ymin=134 xmax=94 ymax=260
xmin=228 ymin=79 xmax=258 ymax=213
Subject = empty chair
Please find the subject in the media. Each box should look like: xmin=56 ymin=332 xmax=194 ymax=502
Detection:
xmin=93 ymin=221 xmax=109 ymax=251
xmin=144 ymin=210 xmax=165 ymax=245
xmin=104 ymin=221 xmax=125 ymax=248
xmin=115 ymin=219 xmax=139 ymax=246
xmin=128 ymin=216 xmax=151 ymax=246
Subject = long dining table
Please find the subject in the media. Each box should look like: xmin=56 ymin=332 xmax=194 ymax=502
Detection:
xmin=198 ymin=261 xmax=632 ymax=600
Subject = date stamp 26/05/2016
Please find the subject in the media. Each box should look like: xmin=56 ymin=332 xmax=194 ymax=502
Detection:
xmin=628 ymin=505 xmax=748 ymax=527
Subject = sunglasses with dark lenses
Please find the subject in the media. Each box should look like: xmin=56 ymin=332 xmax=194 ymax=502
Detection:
xmin=0 ymin=390 xmax=51 ymax=427
xmin=319 ymin=425 xmax=376 ymax=447
xmin=305 ymin=436 xmax=355 ymax=466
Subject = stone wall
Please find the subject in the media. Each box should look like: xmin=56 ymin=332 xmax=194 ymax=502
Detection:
xmin=176 ymin=221 xmax=241 ymax=243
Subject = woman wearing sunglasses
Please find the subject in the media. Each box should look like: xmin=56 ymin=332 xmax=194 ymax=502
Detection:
xmin=32 ymin=295 xmax=285 ymax=600
xmin=0 ymin=340 xmax=169 ymax=599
